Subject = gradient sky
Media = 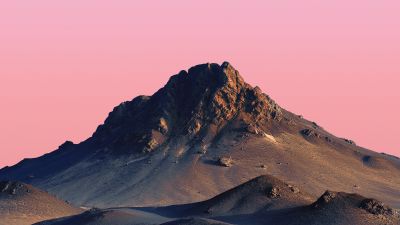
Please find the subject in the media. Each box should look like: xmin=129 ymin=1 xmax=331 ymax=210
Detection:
xmin=1 ymin=1 xmax=399 ymax=167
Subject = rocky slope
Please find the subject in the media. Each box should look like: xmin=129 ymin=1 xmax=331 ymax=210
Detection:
xmin=0 ymin=62 xmax=399 ymax=211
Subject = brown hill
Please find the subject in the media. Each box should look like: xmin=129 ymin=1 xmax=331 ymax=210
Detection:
xmin=173 ymin=174 xmax=314 ymax=216
xmin=0 ymin=181 xmax=82 ymax=225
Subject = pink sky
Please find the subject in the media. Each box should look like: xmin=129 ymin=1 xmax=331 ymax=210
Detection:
xmin=1 ymin=1 xmax=399 ymax=167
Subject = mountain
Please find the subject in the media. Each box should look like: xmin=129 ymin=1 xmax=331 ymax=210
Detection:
xmin=0 ymin=181 xmax=82 ymax=225
xmin=34 ymin=175 xmax=400 ymax=225
xmin=0 ymin=62 xmax=399 ymax=211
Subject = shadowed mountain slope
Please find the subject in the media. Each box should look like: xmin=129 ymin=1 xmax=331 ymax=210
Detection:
xmin=0 ymin=62 xmax=399 ymax=210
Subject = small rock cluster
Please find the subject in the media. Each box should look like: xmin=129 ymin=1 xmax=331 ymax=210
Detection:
xmin=325 ymin=136 xmax=332 ymax=143
xmin=145 ymin=138 xmax=159 ymax=152
xmin=313 ymin=191 xmax=337 ymax=208
xmin=0 ymin=181 xmax=24 ymax=195
xmin=360 ymin=199 xmax=396 ymax=216
xmin=320 ymin=191 xmax=336 ymax=203
xmin=287 ymin=184 xmax=300 ymax=194
xmin=218 ymin=157 xmax=233 ymax=167
xmin=300 ymin=129 xmax=335 ymax=144
xmin=342 ymin=138 xmax=356 ymax=145
xmin=267 ymin=187 xmax=281 ymax=198
xmin=301 ymin=129 xmax=320 ymax=138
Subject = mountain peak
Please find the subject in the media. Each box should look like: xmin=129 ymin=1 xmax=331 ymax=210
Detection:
xmin=91 ymin=62 xmax=282 ymax=154
xmin=165 ymin=62 xmax=245 ymax=95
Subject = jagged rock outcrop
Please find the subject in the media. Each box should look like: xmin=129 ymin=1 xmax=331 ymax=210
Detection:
xmin=360 ymin=198 xmax=397 ymax=216
xmin=300 ymin=128 xmax=320 ymax=138
xmin=0 ymin=181 xmax=26 ymax=195
xmin=217 ymin=157 xmax=233 ymax=167
xmin=312 ymin=190 xmax=338 ymax=207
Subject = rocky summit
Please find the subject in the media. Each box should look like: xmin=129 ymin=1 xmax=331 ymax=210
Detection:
xmin=91 ymin=62 xmax=282 ymax=154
